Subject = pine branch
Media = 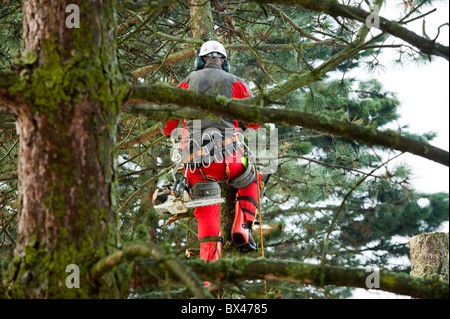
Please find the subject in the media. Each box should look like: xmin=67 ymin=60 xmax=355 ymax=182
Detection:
xmin=0 ymin=71 xmax=24 ymax=115
xmin=266 ymin=22 xmax=372 ymax=100
xmin=186 ymin=257 xmax=448 ymax=299
xmin=117 ymin=0 xmax=177 ymax=12
xmin=120 ymin=102 xmax=209 ymax=121
xmin=118 ymin=163 xmax=175 ymax=212
xmin=131 ymin=47 xmax=197 ymax=79
xmin=130 ymin=256 xmax=448 ymax=298
xmin=122 ymin=84 xmax=449 ymax=167
xmin=129 ymin=41 xmax=333 ymax=79
xmin=117 ymin=123 xmax=160 ymax=149
xmin=320 ymin=152 xmax=403 ymax=265
xmin=254 ymin=0 xmax=449 ymax=61
xmin=91 ymin=242 xmax=213 ymax=299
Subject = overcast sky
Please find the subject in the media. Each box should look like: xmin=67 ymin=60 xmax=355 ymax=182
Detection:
xmin=376 ymin=1 xmax=449 ymax=195
xmin=351 ymin=1 xmax=449 ymax=298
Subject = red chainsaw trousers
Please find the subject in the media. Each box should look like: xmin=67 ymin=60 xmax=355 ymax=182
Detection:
xmin=185 ymin=151 xmax=261 ymax=261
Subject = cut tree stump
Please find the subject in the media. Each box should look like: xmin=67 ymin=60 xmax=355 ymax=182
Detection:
xmin=409 ymin=232 xmax=449 ymax=281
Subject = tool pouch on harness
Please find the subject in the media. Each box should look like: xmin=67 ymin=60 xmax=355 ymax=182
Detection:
xmin=190 ymin=181 xmax=221 ymax=200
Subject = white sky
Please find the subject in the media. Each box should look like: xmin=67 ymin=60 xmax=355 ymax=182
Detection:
xmin=326 ymin=2 xmax=449 ymax=197
xmin=376 ymin=1 xmax=449 ymax=195
xmin=351 ymin=1 xmax=449 ymax=299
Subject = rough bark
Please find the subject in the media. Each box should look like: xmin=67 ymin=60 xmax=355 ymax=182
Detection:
xmin=219 ymin=181 xmax=242 ymax=258
xmin=409 ymin=232 xmax=449 ymax=281
xmin=188 ymin=0 xmax=215 ymax=41
xmin=2 ymin=0 xmax=128 ymax=298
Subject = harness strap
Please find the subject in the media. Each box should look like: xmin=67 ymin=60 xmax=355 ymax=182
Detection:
xmin=241 ymin=208 xmax=255 ymax=217
xmin=182 ymin=135 xmax=239 ymax=163
xmin=199 ymin=236 xmax=224 ymax=243
xmin=236 ymin=196 xmax=258 ymax=208
xmin=198 ymin=167 xmax=216 ymax=182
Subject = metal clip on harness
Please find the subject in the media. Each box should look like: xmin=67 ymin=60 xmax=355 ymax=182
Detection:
xmin=229 ymin=132 xmax=257 ymax=189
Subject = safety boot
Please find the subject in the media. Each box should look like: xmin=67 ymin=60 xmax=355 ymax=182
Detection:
xmin=232 ymin=201 xmax=257 ymax=252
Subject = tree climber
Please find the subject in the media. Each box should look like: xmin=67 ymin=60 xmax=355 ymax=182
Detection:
xmin=163 ymin=40 xmax=262 ymax=262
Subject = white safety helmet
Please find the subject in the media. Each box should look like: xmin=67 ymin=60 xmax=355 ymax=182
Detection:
xmin=198 ymin=40 xmax=228 ymax=59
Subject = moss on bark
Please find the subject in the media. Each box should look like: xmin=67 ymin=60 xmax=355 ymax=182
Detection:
xmin=409 ymin=232 xmax=449 ymax=281
xmin=3 ymin=0 xmax=130 ymax=298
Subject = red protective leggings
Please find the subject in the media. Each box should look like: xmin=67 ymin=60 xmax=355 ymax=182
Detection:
xmin=186 ymin=151 xmax=261 ymax=261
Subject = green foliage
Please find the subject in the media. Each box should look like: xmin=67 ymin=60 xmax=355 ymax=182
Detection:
xmin=1 ymin=0 xmax=448 ymax=299
xmin=0 ymin=113 xmax=18 ymax=275
xmin=0 ymin=1 xmax=22 ymax=71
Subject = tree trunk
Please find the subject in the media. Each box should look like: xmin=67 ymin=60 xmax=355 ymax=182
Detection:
xmin=4 ymin=0 xmax=128 ymax=298
xmin=188 ymin=0 xmax=215 ymax=41
xmin=409 ymin=232 xmax=449 ymax=281
xmin=219 ymin=181 xmax=240 ymax=257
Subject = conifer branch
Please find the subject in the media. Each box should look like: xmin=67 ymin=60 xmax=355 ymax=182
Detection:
xmin=131 ymin=47 xmax=197 ymax=79
xmin=91 ymin=242 xmax=213 ymax=299
xmin=185 ymin=257 xmax=448 ymax=299
xmin=0 ymin=71 xmax=23 ymax=115
xmin=254 ymin=0 xmax=449 ymax=61
xmin=117 ymin=123 xmax=161 ymax=149
xmin=263 ymin=21 xmax=372 ymax=100
xmin=117 ymin=0 xmax=177 ymax=12
xmin=123 ymin=84 xmax=449 ymax=167
xmin=130 ymin=257 xmax=448 ymax=299
xmin=129 ymin=41 xmax=333 ymax=79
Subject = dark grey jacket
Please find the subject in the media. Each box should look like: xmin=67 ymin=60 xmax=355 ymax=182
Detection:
xmin=163 ymin=63 xmax=255 ymax=137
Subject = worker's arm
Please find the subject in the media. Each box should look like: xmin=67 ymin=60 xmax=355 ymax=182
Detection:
xmin=232 ymin=81 xmax=261 ymax=130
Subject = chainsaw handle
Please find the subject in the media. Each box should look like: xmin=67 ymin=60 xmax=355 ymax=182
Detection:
xmin=173 ymin=176 xmax=187 ymax=198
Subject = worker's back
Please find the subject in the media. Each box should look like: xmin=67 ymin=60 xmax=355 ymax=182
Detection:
xmin=180 ymin=63 xmax=253 ymax=134
xmin=184 ymin=63 xmax=249 ymax=98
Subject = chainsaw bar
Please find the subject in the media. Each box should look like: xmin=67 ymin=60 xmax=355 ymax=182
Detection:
xmin=184 ymin=197 xmax=225 ymax=208
xmin=153 ymin=188 xmax=225 ymax=216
